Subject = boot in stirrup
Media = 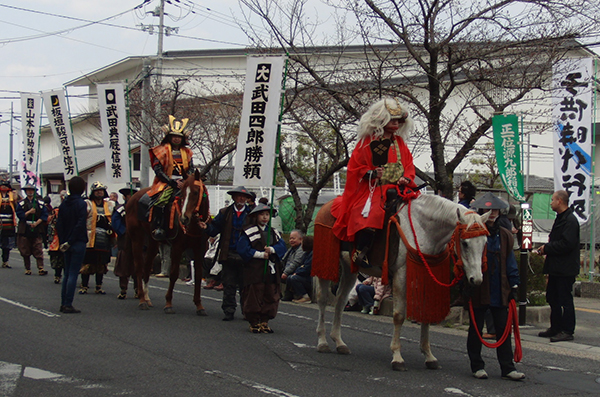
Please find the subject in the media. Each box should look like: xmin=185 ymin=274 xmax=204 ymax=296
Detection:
xmin=151 ymin=206 xmax=167 ymax=241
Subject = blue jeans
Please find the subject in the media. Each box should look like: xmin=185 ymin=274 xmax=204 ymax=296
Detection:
xmin=61 ymin=241 xmax=86 ymax=307
xmin=356 ymin=284 xmax=375 ymax=308
xmin=287 ymin=274 xmax=312 ymax=297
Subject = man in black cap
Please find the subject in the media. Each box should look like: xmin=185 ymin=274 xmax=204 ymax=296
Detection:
xmin=16 ymin=185 xmax=49 ymax=275
xmin=200 ymin=186 xmax=253 ymax=321
xmin=113 ymin=187 xmax=139 ymax=299
xmin=466 ymin=192 xmax=524 ymax=381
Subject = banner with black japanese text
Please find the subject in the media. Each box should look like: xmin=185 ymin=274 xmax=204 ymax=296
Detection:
xmin=492 ymin=114 xmax=525 ymax=202
xmin=42 ymin=89 xmax=77 ymax=180
xmin=97 ymin=83 xmax=130 ymax=183
xmin=552 ymin=58 xmax=594 ymax=224
xmin=19 ymin=93 xmax=42 ymax=188
xmin=233 ymin=56 xmax=285 ymax=187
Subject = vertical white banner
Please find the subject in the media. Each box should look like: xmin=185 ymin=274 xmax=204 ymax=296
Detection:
xmin=97 ymin=83 xmax=130 ymax=184
xmin=42 ymin=89 xmax=77 ymax=180
xmin=20 ymin=93 xmax=42 ymax=188
xmin=552 ymin=58 xmax=594 ymax=223
xmin=233 ymin=56 xmax=285 ymax=187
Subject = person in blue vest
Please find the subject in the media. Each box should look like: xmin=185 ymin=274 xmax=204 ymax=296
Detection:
xmin=467 ymin=192 xmax=524 ymax=381
xmin=200 ymin=186 xmax=253 ymax=321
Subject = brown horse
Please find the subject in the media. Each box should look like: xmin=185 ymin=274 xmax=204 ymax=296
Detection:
xmin=125 ymin=169 xmax=209 ymax=315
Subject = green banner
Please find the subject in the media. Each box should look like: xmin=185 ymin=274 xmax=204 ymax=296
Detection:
xmin=492 ymin=114 xmax=525 ymax=201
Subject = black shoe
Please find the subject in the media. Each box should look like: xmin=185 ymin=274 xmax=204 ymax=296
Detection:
xmin=281 ymin=292 xmax=294 ymax=302
xmin=344 ymin=303 xmax=360 ymax=312
xmin=550 ymin=332 xmax=574 ymax=342
xmin=59 ymin=305 xmax=65 ymax=312
xmin=222 ymin=313 xmax=234 ymax=321
xmin=62 ymin=306 xmax=81 ymax=314
xmin=538 ymin=328 xmax=559 ymax=338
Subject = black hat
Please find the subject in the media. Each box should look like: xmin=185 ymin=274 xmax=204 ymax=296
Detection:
xmin=0 ymin=181 xmax=12 ymax=190
xmin=119 ymin=187 xmax=139 ymax=196
xmin=22 ymin=184 xmax=37 ymax=191
xmin=470 ymin=192 xmax=509 ymax=210
xmin=227 ymin=186 xmax=253 ymax=199
xmin=249 ymin=203 xmax=272 ymax=216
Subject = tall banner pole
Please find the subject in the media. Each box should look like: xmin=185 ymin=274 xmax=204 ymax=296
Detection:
xmin=63 ymin=87 xmax=79 ymax=176
xmin=125 ymin=79 xmax=134 ymax=193
xmin=590 ymin=59 xmax=597 ymax=281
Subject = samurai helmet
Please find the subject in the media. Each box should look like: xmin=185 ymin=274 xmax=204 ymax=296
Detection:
xmin=90 ymin=181 xmax=109 ymax=198
xmin=163 ymin=115 xmax=189 ymax=137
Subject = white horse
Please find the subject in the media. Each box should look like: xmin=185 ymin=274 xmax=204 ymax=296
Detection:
xmin=314 ymin=194 xmax=490 ymax=371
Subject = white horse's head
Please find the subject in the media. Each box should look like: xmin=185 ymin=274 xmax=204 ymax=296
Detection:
xmin=454 ymin=209 xmax=490 ymax=286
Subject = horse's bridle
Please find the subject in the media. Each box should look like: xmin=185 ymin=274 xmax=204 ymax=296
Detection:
xmin=448 ymin=211 xmax=489 ymax=280
xmin=174 ymin=180 xmax=207 ymax=236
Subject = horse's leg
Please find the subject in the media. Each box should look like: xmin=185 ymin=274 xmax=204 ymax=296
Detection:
xmin=139 ymin=242 xmax=158 ymax=309
xmin=316 ymin=277 xmax=331 ymax=353
xmin=164 ymin=244 xmax=180 ymax=314
xmin=420 ymin=323 xmax=439 ymax=369
xmin=330 ymin=254 xmax=357 ymax=355
xmin=192 ymin=244 xmax=207 ymax=316
xmin=391 ymin=263 xmax=408 ymax=371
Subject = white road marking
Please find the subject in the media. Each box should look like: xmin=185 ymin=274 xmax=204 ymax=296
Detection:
xmin=0 ymin=296 xmax=59 ymax=318
xmin=0 ymin=362 xmax=20 ymax=396
xmin=444 ymin=387 xmax=472 ymax=396
xmin=23 ymin=367 xmax=62 ymax=380
xmin=205 ymin=370 xmax=300 ymax=397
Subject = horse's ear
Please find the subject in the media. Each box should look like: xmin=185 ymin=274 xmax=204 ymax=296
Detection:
xmin=194 ymin=168 xmax=201 ymax=181
xmin=480 ymin=211 xmax=491 ymax=223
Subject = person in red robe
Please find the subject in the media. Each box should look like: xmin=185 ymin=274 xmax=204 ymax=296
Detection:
xmin=332 ymin=98 xmax=416 ymax=267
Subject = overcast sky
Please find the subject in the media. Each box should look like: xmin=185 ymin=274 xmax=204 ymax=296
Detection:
xmin=0 ymin=0 xmax=259 ymax=169
xmin=0 ymin=0 xmax=562 ymax=179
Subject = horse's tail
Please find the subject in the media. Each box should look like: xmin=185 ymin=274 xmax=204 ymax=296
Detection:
xmin=312 ymin=200 xmax=341 ymax=282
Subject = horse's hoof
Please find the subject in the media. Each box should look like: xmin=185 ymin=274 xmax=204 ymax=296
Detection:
xmin=138 ymin=303 xmax=149 ymax=310
xmin=336 ymin=345 xmax=351 ymax=355
xmin=147 ymin=301 xmax=154 ymax=308
xmin=392 ymin=361 xmax=407 ymax=371
xmin=317 ymin=343 xmax=331 ymax=353
xmin=164 ymin=307 xmax=175 ymax=314
xmin=196 ymin=309 xmax=207 ymax=316
xmin=425 ymin=361 xmax=440 ymax=370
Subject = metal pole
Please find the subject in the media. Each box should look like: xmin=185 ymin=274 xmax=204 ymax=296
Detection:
xmin=140 ymin=59 xmax=152 ymax=188
xmin=9 ymin=102 xmax=13 ymax=182
xmin=155 ymin=0 xmax=165 ymax=89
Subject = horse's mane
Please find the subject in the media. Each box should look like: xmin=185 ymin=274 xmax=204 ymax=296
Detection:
xmin=415 ymin=194 xmax=484 ymax=228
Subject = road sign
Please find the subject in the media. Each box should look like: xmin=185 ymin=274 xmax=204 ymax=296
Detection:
xmin=522 ymin=208 xmax=533 ymax=250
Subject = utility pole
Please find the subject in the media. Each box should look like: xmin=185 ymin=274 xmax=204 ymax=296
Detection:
xmin=155 ymin=0 xmax=165 ymax=89
xmin=9 ymin=102 xmax=13 ymax=182
xmin=140 ymin=59 xmax=152 ymax=188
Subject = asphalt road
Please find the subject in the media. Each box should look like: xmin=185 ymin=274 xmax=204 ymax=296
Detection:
xmin=1 ymin=254 xmax=599 ymax=396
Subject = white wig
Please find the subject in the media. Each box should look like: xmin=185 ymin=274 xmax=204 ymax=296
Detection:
xmin=357 ymin=97 xmax=414 ymax=142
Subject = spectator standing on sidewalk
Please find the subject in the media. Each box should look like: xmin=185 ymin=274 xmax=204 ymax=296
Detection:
xmin=56 ymin=176 xmax=88 ymax=314
xmin=536 ymin=190 xmax=580 ymax=343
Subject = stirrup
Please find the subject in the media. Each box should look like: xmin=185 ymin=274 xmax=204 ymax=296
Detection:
xmin=79 ymin=286 xmax=88 ymax=294
xmin=352 ymin=249 xmax=371 ymax=268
